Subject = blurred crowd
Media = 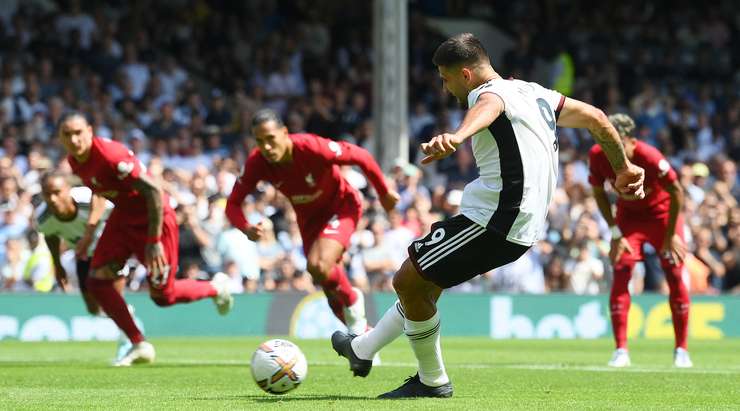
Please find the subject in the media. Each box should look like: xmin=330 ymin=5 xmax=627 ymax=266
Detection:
xmin=0 ymin=0 xmax=738 ymax=296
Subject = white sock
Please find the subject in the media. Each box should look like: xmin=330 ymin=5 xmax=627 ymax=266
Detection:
xmin=405 ymin=311 xmax=449 ymax=387
xmin=351 ymin=300 xmax=405 ymax=360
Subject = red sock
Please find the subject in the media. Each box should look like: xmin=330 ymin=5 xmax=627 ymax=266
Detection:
xmin=610 ymin=259 xmax=634 ymax=349
xmin=86 ymin=277 xmax=144 ymax=344
xmin=152 ymin=279 xmax=217 ymax=307
xmin=325 ymin=293 xmax=345 ymax=323
xmin=320 ymin=265 xmax=357 ymax=323
xmin=320 ymin=265 xmax=357 ymax=306
xmin=663 ymin=262 xmax=690 ymax=349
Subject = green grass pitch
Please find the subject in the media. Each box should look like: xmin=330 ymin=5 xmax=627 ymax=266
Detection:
xmin=1 ymin=337 xmax=738 ymax=410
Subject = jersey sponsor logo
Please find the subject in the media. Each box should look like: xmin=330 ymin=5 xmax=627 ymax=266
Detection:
xmin=116 ymin=161 xmax=135 ymax=180
xmin=657 ymin=159 xmax=670 ymax=177
xmin=290 ymin=190 xmax=323 ymax=204
xmin=323 ymin=228 xmax=339 ymax=235
xmin=305 ymin=173 xmax=316 ymax=187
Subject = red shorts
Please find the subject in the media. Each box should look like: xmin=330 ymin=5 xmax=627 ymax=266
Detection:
xmin=299 ymin=192 xmax=362 ymax=256
xmin=92 ymin=207 xmax=179 ymax=289
xmin=616 ymin=212 xmax=684 ymax=265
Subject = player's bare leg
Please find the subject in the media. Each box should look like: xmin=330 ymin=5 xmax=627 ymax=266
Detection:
xmin=307 ymin=238 xmax=365 ymax=333
xmin=81 ymin=290 xmax=102 ymax=315
xmin=85 ymin=263 xmax=154 ymax=366
xmin=376 ymin=259 xmax=451 ymax=399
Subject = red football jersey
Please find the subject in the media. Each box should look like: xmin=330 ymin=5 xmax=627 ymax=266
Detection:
xmin=588 ymin=140 xmax=677 ymax=218
xmin=68 ymin=137 xmax=164 ymax=224
xmin=226 ymin=133 xmax=389 ymax=231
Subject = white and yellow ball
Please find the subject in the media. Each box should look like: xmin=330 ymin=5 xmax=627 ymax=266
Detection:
xmin=251 ymin=339 xmax=308 ymax=394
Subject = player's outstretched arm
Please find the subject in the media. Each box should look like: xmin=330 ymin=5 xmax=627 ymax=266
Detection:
xmin=75 ymin=193 xmax=106 ymax=260
xmin=592 ymin=184 xmax=634 ymax=262
xmin=591 ymin=185 xmax=616 ymax=227
xmin=225 ymin=153 xmax=266 ymax=240
xmin=45 ymin=235 xmax=69 ymax=291
xmin=662 ymin=179 xmax=687 ymax=263
xmin=421 ymin=92 xmax=504 ymax=164
xmin=557 ymin=98 xmax=645 ymax=198
xmin=316 ymin=138 xmax=398 ymax=212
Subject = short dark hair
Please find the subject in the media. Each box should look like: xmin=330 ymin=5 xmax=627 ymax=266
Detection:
xmin=40 ymin=170 xmax=69 ymax=187
xmin=432 ymin=33 xmax=490 ymax=68
xmin=55 ymin=110 xmax=90 ymax=132
xmin=251 ymin=108 xmax=285 ymax=128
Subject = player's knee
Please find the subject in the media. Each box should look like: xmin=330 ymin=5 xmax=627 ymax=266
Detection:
xmin=392 ymin=260 xmax=418 ymax=295
xmin=151 ymin=296 xmax=171 ymax=307
xmin=84 ymin=301 xmax=101 ymax=316
xmin=90 ymin=263 xmax=122 ymax=280
xmin=150 ymin=289 xmax=175 ymax=307
xmin=306 ymin=258 xmax=331 ymax=281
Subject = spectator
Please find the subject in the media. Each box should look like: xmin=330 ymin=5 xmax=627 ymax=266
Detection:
xmin=205 ymin=89 xmax=232 ymax=130
xmin=145 ymin=102 xmax=181 ymax=139
xmin=566 ymin=242 xmax=606 ymax=295
xmin=1 ymin=237 xmax=27 ymax=290
xmin=54 ymin=0 xmax=96 ymax=50
xmin=255 ymin=218 xmax=285 ymax=283
xmin=216 ymin=222 xmax=260 ymax=292
xmin=488 ymin=247 xmax=546 ymax=294
xmin=361 ymin=219 xmax=396 ymax=290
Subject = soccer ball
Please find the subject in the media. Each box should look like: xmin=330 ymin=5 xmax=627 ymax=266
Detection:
xmin=251 ymin=339 xmax=308 ymax=394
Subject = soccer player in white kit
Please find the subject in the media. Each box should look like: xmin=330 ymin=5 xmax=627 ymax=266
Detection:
xmin=35 ymin=171 xmax=134 ymax=361
xmin=332 ymin=33 xmax=646 ymax=398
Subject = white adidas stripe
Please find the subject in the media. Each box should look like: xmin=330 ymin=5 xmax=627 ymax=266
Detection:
xmin=417 ymin=223 xmax=480 ymax=265
xmin=421 ymin=227 xmax=486 ymax=270
xmin=417 ymin=224 xmax=483 ymax=266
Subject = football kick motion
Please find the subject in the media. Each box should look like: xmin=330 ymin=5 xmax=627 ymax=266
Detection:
xmin=226 ymin=109 xmax=400 ymax=336
xmin=332 ymin=33 xmax=646 ymax=398
xmin=35 ymin=171 xmax=136 ymax=361
xmin=589 ymin=114 xmax=692 ymax=368
xmin=57 ymin=112 xmax=234 ymax=366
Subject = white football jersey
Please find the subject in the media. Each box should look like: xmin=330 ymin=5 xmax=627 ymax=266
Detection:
xmin=461 ymin=78 xmax=563 ymax=246
xmin=35 ymin=187 xmax=113 ymax=257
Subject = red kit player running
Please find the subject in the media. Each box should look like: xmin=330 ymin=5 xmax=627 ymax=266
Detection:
xmin=226 ymin=109 xmax=399 ymax=335
xmin=58 ymin=112 xmax=233 ymax=366
xmin=589 ymin=113 xmax=691 ymax=368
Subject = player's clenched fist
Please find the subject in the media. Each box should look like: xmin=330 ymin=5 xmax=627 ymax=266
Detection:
xmin=420 ymin=133 xmax=463 ymax=164
xmin=380 ymin=190 xmax=400 ymax=213
xmin=146 ymin=242 xmax=169 ymax=288
xmin=245 ymin=221 xmax=266 ymax=242
xmin=614 ymin=163 xmax=646 ymax=199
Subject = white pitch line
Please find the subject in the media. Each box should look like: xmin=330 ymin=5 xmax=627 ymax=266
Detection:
xmin=500 ymin=364 xmax=740 ymax=375
xmin=2 ymin=358 xmax=738 ymax=375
